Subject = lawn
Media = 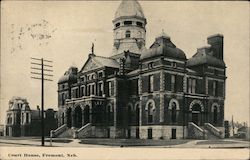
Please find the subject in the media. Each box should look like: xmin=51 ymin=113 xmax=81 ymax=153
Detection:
xmin=196 ymin=140 xmax=239 ymax=145
xmin=80 ymin=138 xmax=190 ymax=147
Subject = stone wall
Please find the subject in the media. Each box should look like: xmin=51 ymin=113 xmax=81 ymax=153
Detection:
xmin=139 ymin=125 xmax=186 ymax=140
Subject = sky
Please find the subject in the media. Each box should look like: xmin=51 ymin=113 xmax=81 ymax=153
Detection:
xmin=1 ymin=1 xmax=249 ymax=125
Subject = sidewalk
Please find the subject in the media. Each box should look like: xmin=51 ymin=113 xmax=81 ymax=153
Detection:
xmin=0 ymin=137 xmax=249 ymax=148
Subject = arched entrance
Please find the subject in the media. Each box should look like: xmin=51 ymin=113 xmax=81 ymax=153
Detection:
xmin=84 ymin=105 xmax=90 ymax=124
xmin=191 ymin=104 xmax=201 ymax=125
xmin=66 ymin=108 xmax=72 ymax=128
xmin=74 ymin=106 xmax=82 ymax=128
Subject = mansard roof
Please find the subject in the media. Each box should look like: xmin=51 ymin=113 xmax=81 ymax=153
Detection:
xmin=187 ymin=46 xmax=225 ymax=68
xmin=58 ymin=66 xmax=78 ymax=84
xmin=140 ymin=34 xmax=186 ymax=61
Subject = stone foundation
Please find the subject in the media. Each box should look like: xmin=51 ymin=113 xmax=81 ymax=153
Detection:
xmin=138 ymin=125 xmax=187 ymax=140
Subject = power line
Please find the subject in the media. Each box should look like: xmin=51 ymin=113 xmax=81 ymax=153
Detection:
xmin=30 ymin=57 xmax=53 ymax=146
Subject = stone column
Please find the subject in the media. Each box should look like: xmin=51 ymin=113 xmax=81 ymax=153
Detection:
xmin=159 ymin=71 xmax=164 ymax=123
xmin=71 ymin=107 xmax=75 ymax=128
xmin=89 ymin=102 xmax=92 ymax=124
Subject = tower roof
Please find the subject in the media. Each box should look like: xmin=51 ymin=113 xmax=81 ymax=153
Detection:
xmin=114 ymin=0 xmax=145 ymax=20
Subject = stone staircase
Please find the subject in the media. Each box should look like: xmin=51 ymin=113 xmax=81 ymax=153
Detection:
xmin=188 ymin=122 xmax=205 ymax=139
xmin=75 ymin=123 xmax=92 ymax=138
xmin=58 ymin=128 xmax=76 ymax=138
xmin=51 ymin=123 xmax=92 ymax=139
xmin=188 ymin=122 xmax=223 ymax=139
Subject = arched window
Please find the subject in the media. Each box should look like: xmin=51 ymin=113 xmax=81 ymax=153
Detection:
xmin=125 ymin=30 xmax=131 ymax=38
xmin=62 ymin=93 xmax=65 ymax=105
xmin=147 ymin=102 xmax=154 ymax=123
xmin=171 ymin=102 xmax=177 ymax=123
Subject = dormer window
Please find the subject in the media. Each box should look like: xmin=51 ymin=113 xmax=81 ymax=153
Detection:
xmin=136 ymin=22 xmax=143 ymax=27
xmin=172 ymin=62 xmax=177 ymax=68
xmin=98 ymin=72 xmax=103 ymax=78
xmin=125 ymin=30 xmax=131 ymax=38
xmin=148 ymin=62 xmax=154 ymax=69
xmin=115 ymin=22 xmax=120 ymax=27
xmin=124 ymin=21 xmax=132 ymax=25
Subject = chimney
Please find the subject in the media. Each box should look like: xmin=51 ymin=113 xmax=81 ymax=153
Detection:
xmin=69 ymin=67 xmax=78 ymax=75
xmin=207 ymin=34 xmax=224 ymax=60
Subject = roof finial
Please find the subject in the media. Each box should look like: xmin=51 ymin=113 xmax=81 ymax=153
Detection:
xmin=91 ymin=42 xmax=94 ymax=55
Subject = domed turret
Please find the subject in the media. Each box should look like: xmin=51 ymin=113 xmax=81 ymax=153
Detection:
xmin=141 ymin=32 xmax=186 ymax=61
xmin=114 ymin=0 xmax=145 ymax=20
xmin=112 ymin=0 xmax=147 ymax=55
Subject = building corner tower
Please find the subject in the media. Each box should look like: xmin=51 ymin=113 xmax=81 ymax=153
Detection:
xmin=112 ymin=0 xmax=147 ymax=55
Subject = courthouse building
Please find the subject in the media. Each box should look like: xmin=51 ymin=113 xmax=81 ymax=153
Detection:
xmin=56 ymin=0 xmax=226 ymax=139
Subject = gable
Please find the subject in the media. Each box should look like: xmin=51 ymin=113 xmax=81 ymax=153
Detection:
xmin=80 ymin=57 xmax=102 ymax=72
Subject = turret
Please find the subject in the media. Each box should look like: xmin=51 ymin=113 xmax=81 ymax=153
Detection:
xmin=112 ymin=0 xmax=147 ymax=55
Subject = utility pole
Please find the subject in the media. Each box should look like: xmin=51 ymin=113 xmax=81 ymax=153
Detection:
xmin=31 ymin=57 xmax=53 ymax=146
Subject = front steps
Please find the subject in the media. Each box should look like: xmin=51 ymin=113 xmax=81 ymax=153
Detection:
xmin=51 ymin=123 xmax=92 ymax=139
xmin=188 ymin=122 xmax=223 ymax=139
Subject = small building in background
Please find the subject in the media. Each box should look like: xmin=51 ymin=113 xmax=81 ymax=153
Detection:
xmin=236 ymin=126 xmax=250 ymax=139
xmin=5 ymin=97 xmax=58 ymax=137
xmin=0 ymin=125 xmax=4 ymax=136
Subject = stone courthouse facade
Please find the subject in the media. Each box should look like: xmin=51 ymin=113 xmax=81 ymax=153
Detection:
xmin=56 ymin=0 xmax=226 ymax=139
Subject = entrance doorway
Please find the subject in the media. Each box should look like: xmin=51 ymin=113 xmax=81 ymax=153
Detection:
xmin=66 ymin=108 xmax=72 ymax=128
xmin=192 ymin=112 xmax=199 ymax=125
xmin=74 ymin=106 xmax=82 ymax=128
xmin=191 ymin=104 xmax=201 ymax=126
xmin=84 ymin=105 xmax=90 ymax=124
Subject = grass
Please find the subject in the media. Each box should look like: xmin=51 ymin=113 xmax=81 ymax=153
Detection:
xmin=80 ymin=138 xmax=190 ymax=147
xmin=197 ymin=140 xmax=239 ymax=145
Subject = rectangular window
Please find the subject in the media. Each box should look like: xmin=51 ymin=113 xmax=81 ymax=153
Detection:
xmin=75 ymin=88 xmax=79 ymax=98
xmin=149 ymin=75 xmax=154 ymax=92
xmin=188 ymin=78 xmax=192 ymax=93
xmin=136 ymin=79 xmax=139 ymax=95
xmin=192 ymin=79 xmax=196 ymax=93
xmin=91 ymin=84 xmax=95 ymax=95
xmin=87 ymin=85 xmax=91 ymax=96
xmin=98 ymin=82 xmax=103 ymax=96
xmin=124 ymin=21 xmax=132 ymax=25
xmin=188 ymin=78 xmax=196 ymax=94
xmin=213 ymin=81 xmax=218 ymax=96
xmin=81 ymin=86 xmax=85 ymax=97
xmin=26 ymin=113 xmax=29 ymax=123
xmin=108 ymin=81 xmax=112 ymax=96
xmin=171 ymin=75 xmax=176 ymax=92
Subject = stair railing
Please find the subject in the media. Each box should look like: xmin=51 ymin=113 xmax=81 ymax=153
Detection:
xmin=188 ymin=122 xmax=205 ymax=139
xmin=204 ymin=123 xmax=223 ymax=138
xmin=74 ymin=123 xmax=92 ymax=138
xmin=50 ymin=124 xmax=67 ymax=138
